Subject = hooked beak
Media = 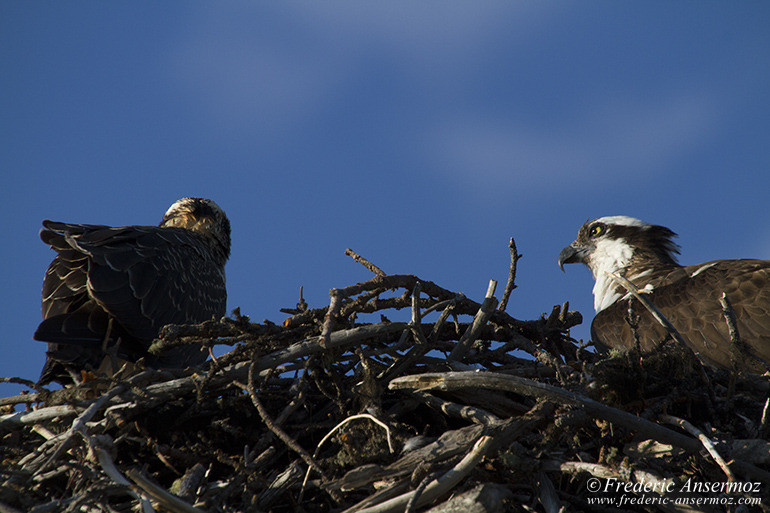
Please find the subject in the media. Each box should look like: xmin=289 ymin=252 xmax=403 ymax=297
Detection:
xmin=558 ymin=243 xmax=586 ymax=272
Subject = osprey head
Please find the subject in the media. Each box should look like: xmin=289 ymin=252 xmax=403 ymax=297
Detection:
xmin=161 ymin=197 xmax=231 ymax=264
xmin=559 ymin=216 xmax=680 ymax=311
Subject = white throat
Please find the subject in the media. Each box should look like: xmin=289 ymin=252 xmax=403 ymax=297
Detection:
xmin=588 ymin=238 xmax=635 ymax=312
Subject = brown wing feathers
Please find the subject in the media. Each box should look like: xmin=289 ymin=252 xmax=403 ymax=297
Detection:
xmin=561 ymin=217 xmax=770 ymax=372
xmin=34 ymin=199 xmax=230 ymax=385
xmin=591 ymin=259 xmax=770 ymax=371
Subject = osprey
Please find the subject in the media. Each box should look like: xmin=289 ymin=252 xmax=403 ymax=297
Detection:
xmin=558 ymin=216 xmax=770 ymax=371
xmin=35 ymin=197 xmax=231 ymax=385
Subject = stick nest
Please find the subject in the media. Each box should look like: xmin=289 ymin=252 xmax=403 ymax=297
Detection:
xmin=2 ymin=249 xmax=770 ymax=513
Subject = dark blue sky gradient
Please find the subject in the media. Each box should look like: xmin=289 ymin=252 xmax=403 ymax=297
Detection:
xmin=2 ymin=2 xmax=770 ymax=396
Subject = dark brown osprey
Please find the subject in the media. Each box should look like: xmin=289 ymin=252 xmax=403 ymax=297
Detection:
xmin=35 ymin=197 xmax=231 ymax=385
xmin=558 ymin=216 xmax=770 ymax=371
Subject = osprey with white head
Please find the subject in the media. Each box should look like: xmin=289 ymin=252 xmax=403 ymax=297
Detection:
xmin=559 ymin=216 xmax=770 ymax=371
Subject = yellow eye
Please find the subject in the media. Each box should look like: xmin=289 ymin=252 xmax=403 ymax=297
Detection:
xmin=590 ymin=225 xmax=603 ymax=237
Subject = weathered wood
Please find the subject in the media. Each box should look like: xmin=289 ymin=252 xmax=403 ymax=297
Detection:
xmin=3 ymin=263 xmax=768 ymax=512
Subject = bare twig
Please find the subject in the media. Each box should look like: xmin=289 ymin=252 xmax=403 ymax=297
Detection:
xmin=301 ymin=413 xmax=395 ymax=501
xmin=4 ymin=259 xmax=769 ymax=513
xmin=659 ymin=414 xmax=735 ymax=482
xmin=448 ymin=280 xmax=498 ymax=361
xmin=390 ymin=372 xmax=729 ymax=466
xmin=345 ymin=248 xmax=386 ymax=276
xmin=126 ymin=468 xmax=203 ymax=513
xmin=351 ymin=436 xmax=495 ymax=513
xmin=246 ymin=361 xmax=331 ymax=486
xmin=411 ymin=390 xmax=500 ymax=425
xmin=498 ymin=237 xmax=522 ymax=312
xmin=605 ymin=272 xmax=688 ymax=348
xmin=321 ymin=292 xmax=342 ymax=348
xmin=719 ymin=292 xmax=769 ymax=373
xmin=760 ymin=397 xmax=770 ymax=438
xmin=606 ymin=271 xmax=716 ymax=407
xmin=0 ymin=405 xmax=78 ymax=431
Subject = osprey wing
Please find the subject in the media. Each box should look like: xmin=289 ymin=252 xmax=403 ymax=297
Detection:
xmin=35 ymin=221 xmax=227 ymax=382
xmin=591 ymin=259 xmax=770 ymax=371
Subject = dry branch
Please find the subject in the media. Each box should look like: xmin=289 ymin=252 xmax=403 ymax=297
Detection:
xmin=2 ymin=254 xmax=768 ymax=512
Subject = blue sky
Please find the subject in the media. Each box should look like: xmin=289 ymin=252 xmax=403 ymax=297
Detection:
xmin=2 ymin=2 xmax=770 ymax=397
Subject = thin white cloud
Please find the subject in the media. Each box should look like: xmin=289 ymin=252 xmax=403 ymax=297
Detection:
xmin=430 ymin=91 xmax=721 ymax=192
xmin=166 ymin=11 xmax=343 ymax=134
xmin=165 ymin=2 xmax=566 ymax=136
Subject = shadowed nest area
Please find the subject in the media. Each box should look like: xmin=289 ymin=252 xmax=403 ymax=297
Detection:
xmin=2 ymin=246 xmax=770 ymax=513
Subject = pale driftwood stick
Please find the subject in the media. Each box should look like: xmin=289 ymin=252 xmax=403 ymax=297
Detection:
xmin=340 ymin=481 xmax=412 ymax=513
xmin=412 ymin=390 xmax=500 ymax=425
xmin=353 ymin=436 xmax=495 ymax=513
xmin=448 ymin=280 xmax=498 ymax=361
xmin=404 ymin=470 xmax=441 ymax=513
xmin=541 ymin=460 xmax=711 ymax=513
xmin=31 ymin=370 xmax=156 ymax=475
xmin=84 ymin=434 xmax=154 ymax=511
xmin=321 ymin=292 xmax=342 ymax=348
xmin=541 ymin=459 xmax=677 ymax=492
xmin=19 ymin=428 xmax=71 ymax=469
xmin=422 ymin=484 xmax=513 ymax=513
xmin=719 ymin=293 xmax=769 ymax=372
xmin=760 ymin=397 xmax=770 ymax=438
xmin=498 ymin=237 xmax=521 ymax=313
xmin=126 ymin=468 xmax=203 ymax=513
xmin=0 ymin=391 xmax=40 ymax=407
xmin=258 ymin=460 xmax=304 ymax=509
xmin=254 ymin=322 xmax=407 ymax=373
xmin=393 ymin=371 xmax=770 ymax=483
xmin=336 ymin=403 xmax=549 ymax=507
xmin=32 ymin=381 xmax=127 ymax=475
xmin=0 ymin=405 xmax=78 ymax=430
xmin=31 ymin=425 xmax=56 ymax=441
xmin=302 ymin=413 xmax=395 ymax=500
xmin=140 ymin=323 xmax=409 ymax=402
xmin=330 ymin=423 xmax=485 ymax=493
xmin=345 ymin=248 xmax=386 ymax=276
xmin=315 ymin=413 xmax=394 ymax=458
xmin=390 ymin=372 xmax=701 ymax=456
xmin=659 ymin=414 xmax=735 ymax=482
xmin=30 ymin=465 xmax=70 ymax=484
